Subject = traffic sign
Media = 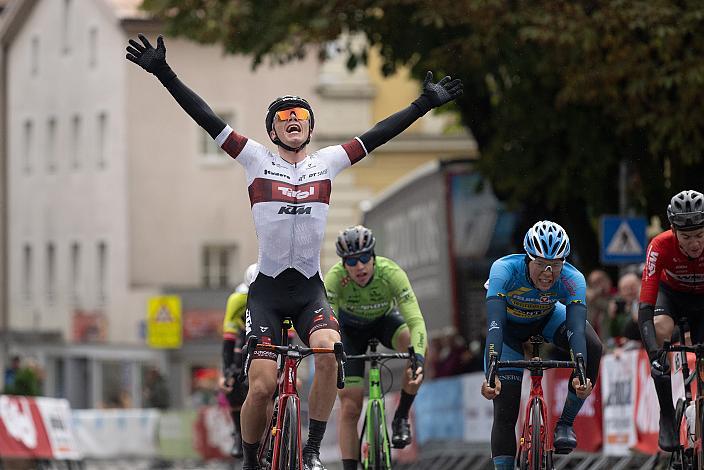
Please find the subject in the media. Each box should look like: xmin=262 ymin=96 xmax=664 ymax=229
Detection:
xmin=600 ymin=216 xmax=647 ymax=264
xmin=146 ymin=296 xmax=182 ymax=348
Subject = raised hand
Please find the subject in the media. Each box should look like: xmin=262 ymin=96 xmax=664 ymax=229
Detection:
xmin=126 ymin=34 xmax=171 ymax=78
xmin=420 ymin=71 xmax=463 ymax=108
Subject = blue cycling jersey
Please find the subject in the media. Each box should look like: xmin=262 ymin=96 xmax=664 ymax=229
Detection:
xmin=485 ymin=254 xmax=586 ymax=321
xmin=484 ymin=254 xmax=588 ymax=377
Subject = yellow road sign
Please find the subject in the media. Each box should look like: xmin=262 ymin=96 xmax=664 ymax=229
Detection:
xmin=147 ymin=296 xmax=182 ymax=348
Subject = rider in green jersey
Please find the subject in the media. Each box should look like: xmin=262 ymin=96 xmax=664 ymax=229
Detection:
xmin=324 ymin=226 xmax=427 ymax=470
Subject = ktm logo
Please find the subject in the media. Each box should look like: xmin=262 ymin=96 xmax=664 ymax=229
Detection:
xmin=278 ymin=205 xmax=312 ymax=215
xmin=278 ymin=186 xmax=315 ymax=199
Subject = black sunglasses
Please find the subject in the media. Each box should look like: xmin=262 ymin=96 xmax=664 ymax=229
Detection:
xmin=344 ymin=253 xmax=372 ymax=266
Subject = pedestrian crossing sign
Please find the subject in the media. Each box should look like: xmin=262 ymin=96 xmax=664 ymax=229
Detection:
xmin=147 ymin=296 xmax=182 ymax=348
xmin=600 ymin=216 xmax=647 ymax=264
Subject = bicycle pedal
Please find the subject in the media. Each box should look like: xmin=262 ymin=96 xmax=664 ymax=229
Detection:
xmin=554 ymin=447 xmax=573 ymax=455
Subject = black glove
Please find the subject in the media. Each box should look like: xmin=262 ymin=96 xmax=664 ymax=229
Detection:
xmin=649 ymin=349 xmax=670 ymax=378
xmin=413 ymin=71 xmax=463 ymax=113
xmin=125 ymin=34 xmax=176 ymax=84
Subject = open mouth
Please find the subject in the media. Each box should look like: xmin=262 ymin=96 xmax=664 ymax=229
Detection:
xmin=286 ymin=123 xmax=302 ymax=133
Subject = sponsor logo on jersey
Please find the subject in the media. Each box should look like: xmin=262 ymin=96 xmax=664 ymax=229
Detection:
xmin=489 ymin=321 xmax=500 ymax=331
xmin=260 ymin=326 xmax=269 ymax=333
xmin=264 ymin=169 xmax=291 ymax=180
xmin=314 ymin=307 xmax=324 ymax=314
xmin=278 ymin=205 xmax=312 ymax=215
xmin=313 ymin=314 xmax=325 ymax=323
xmin=278 ymin=185 xmax=316 ymax=199
xmin=647 ymin=250 xmax=659 ymax=277
xmin=245 ymin=309 xmax=252 ymax=335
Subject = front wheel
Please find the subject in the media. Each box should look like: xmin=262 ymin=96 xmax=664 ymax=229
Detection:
xmin=370 ymin=401 xmax=391 ymax=470
xmin=530 ymin=398 xmax=544 ymax=470
xmin=278 ymin=398 xmax=300 ymax=470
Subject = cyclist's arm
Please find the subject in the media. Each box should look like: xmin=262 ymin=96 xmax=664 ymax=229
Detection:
xmin=157 ymin=75 xmax=227 ymax=140
xmin=565 ymin=301 xmax=588 ymax=368
xmin=388 ymin=266 xmax=427 ymax=359
xmin=484 ymin=295 xmax=507 ymax=377
xmin=638 ymin=239 xmax=665 ymax=356
xmin=222 ymin=293 xmax=246 ymax=373
xmin=323 ymin=266 xmax=342 ymax=317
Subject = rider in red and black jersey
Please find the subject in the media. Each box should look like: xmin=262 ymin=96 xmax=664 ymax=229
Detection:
xmin=638 ymin=190 xmax=704 ymax=452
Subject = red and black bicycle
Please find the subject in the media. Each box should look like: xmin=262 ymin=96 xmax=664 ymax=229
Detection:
xmin=241 ymin=320 xmax=345 ymax=470
xmin=487 ymin=335 xmax=585 ymax=470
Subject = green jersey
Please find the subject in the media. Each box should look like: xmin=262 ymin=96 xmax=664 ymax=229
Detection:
xmin=324 ymin=256 xmax=427 ymax=356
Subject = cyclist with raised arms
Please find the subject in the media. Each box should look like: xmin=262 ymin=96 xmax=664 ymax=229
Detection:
xmin=220 ymin=263 xmax=258 ymax=459
xmin=125 ymin=34 xmax=462 ymax=470
xmin=638 ymin=190 xmax=704 ymax=452
xmin=481 ymin=221 xmax=603 ymax=470
xmin=324 ymin=226 xmax=426 ymax=470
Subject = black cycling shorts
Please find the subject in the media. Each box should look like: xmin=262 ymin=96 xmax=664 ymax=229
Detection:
xmin=245 ymin=268 xmax=338 ymax=361
xmin=339 ymin=309 xmax=407 ymax=385
xmin=655 ymin=284 xmax=704 ymax=343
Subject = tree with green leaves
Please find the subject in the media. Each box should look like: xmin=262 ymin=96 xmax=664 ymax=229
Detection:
xmin=141 ymin=0 xmax=704 ymax=269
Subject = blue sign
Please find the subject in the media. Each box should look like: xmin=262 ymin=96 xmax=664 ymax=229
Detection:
xmin=600 ymin=216 xmax=647 ymax=264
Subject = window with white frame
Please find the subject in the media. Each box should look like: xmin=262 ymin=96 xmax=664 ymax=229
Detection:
xmin=97 ymin=241 xmax=107 ymax=305
xmin=46 ymin=243 xmax=56 ymax=303
xmin=23 ymin=120 xmax=33 ymax=174
xmin=71 ymin=114 xmax=81 ymax=168
xmin=97 ymin=112 xmax=107 ymax=169
xmin=70 ymin=242 xmax=81 ymax=305
xmin=202 ymin=245 xmax=238 ymax=288
xmin=200 ymin=111 xmax=234 ymax=160
xmin=23 ymin=244 xmax=33 ymax=302
xmin=62 ymin=0 xmax=72 ymax=55
xmin=31 ymin=36 xmax=39 ymax=76
xmin=46 ymin=117 xmax=57 ymax=172
xmin=88 ymin=27 xmax=98 ymax=68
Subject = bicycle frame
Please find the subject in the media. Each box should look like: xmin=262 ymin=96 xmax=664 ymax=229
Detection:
xmin=487 ymin=336 xmax=584 ymax=470
xmin=664 ymin=317 xmax=704 ymax=470
xmin=264 ymin=350 xmax=304 ymax=469
xmin=242 ymin=325 xmax=345 ymax=470
xmin=348 ymin=338 xmax=417 ymax=470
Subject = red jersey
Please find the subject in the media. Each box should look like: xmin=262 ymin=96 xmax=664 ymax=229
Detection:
xmin=640 ymin=230 xmax=704 ymax=304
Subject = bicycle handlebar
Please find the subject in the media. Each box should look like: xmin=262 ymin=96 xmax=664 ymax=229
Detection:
xmin=240 ymin=336 xmax=347 ymax=389
xmin=486 ymin=353 xmax=586 ymax=388
xmin=663 ymin=340 xmax=704 ymax=355
xmin=347 ymin=346 xmax=419 ymax=380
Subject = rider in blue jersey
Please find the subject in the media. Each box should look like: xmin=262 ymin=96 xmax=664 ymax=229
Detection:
xmin=481 ymin=221 xmax=603 ymax=470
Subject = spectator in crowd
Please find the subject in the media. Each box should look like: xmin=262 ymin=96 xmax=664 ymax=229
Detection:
xmin=3 ymin=357 xmax=43 ymax=396
xmin=606 ymin=272 xmax=642 ymax=349
xmin=585 ymin=269 xmax=614 ymax=339
xmin=144 ymin=366 xmax=170 ymax=409
xmin=3 ymin=356 xmax=20 ymax=391
xmin=428 ymin=327 xmax=478 ymax=378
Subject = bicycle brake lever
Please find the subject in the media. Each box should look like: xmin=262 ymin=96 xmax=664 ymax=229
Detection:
xmin=408 ymin=346 xmax=418 ymax=380
xmin=488 ymin=354 xmax=498 ymax=389
xmin=575 ymin=353 xmax=586 ymax=386
xmin=334 ymin=342 xmax=346 ymax=389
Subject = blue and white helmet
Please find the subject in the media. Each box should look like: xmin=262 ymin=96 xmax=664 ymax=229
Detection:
xmin=523 ymin=221 xmax=571 ymax=260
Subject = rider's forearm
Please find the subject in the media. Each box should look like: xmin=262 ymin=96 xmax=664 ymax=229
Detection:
xmin=484 ymin=296 xmax=507 ymax=377
xmin=222 ymin=338 xmax=236 ymax=374
xmin=638 ymin=303 xmax=660 ymax=356
xmin=565 ymin=302 xmax=588 ymax=369
xmin=160 ymin=76 xmax=227 ymax=139
xmin=405 ymin=312 xmax=428 ymax=359
xmin=357 ymin=103 xmax=424 ymax=153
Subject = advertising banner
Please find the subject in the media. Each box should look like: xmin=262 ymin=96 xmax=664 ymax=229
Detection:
xmin=0 ymin=395 xmax=53 ymax=458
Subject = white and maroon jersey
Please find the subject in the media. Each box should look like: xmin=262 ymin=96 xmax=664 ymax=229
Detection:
xmin=215 ymin=125 xmax=367 ymax=278
xmin=640 ymin=230 xmax=704 ymax=304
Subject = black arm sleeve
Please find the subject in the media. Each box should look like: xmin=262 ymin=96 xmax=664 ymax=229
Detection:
xmin=159 ymin=76 xmax=227 ymax=139
xmin=357 ymin=99 xmax=430 ymax=154
xmin=484 ymin=296 xmax=507 ymax=378
xmin=565 ymin=302 xmax=588 ymax=369
xmin=638 ymin=303 xmax=659 ymax=357
xmin=222 ymin=338 xmax=236 ymax=375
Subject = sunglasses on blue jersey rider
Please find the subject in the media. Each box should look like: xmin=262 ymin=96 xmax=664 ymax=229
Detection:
xmin=344 ymin=253 xmax=373 ymax=266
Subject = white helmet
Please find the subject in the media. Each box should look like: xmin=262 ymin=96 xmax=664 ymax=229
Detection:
xmin=244 ymin=263 xmax=258 ymax=288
